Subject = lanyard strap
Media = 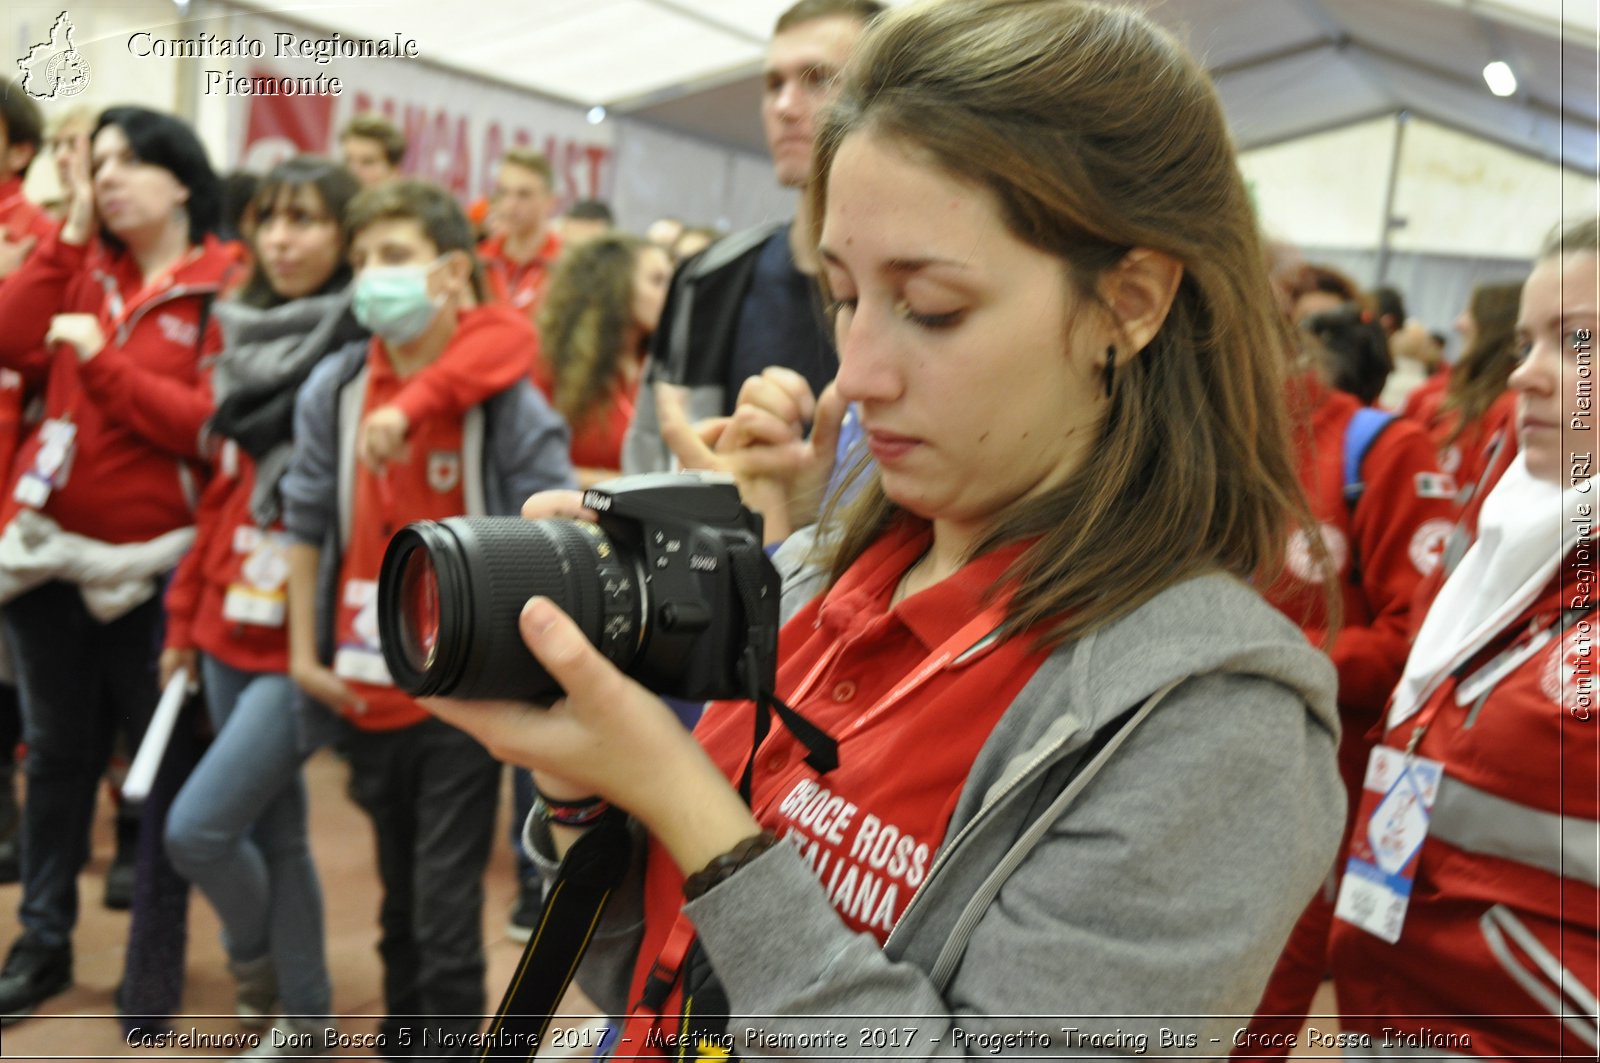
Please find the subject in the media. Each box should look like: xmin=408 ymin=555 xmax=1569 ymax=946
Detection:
xmin=1405 ymin=605 xmax=1591 ymax=754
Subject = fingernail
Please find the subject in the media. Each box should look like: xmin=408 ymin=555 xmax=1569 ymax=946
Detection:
xmin=523 ymin=597 xmax=558 ymax=636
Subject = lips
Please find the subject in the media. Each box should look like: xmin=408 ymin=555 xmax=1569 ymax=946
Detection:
xmin=1519 ymin=414 xmax=1557 ymax=433
xmin=865 ymin=428 xmax=921 ymax=464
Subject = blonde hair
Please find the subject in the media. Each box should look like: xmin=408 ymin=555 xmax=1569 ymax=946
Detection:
xmin=811 ymin=0 xmax=1312 ymax=648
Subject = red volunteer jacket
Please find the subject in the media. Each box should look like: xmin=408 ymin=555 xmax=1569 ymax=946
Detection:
xmin=0 ymin=176 xmax=57 ymax=270
xmin=0 ymin=231 xmax=237 ymax=543
xmin=0 ymin=177 xmax=58 ymax=488
xmin=1328 ymin=553 xmax=1599 ymax=1058
xmin=1409 ymin=424 xmax=1520 ymax=625
xmin=1264 ymin=374 xmax=1456 ymax=788
xmin=163 ymin=445 xmax=290 ymax=673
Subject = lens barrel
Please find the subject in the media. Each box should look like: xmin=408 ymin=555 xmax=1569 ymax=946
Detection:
xmin=377 ymin=517 xmax=643 ymax=701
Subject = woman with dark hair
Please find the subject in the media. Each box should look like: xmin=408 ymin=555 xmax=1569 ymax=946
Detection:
xmin=154 ymin=155 xmax=362 ymax=1049
xmin=0 ymin=105 xmax=237 ymax=1023
xmin=536 ymin=233 xmax=671 ymax=485
xmin=1303 ymin=302 xmax=1393 ymax=407
xmin=430 ymin=0 xmax=1344 ymax=1053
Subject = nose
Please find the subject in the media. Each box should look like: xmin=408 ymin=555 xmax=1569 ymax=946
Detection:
xmin=772 ymin=79 xmax=804 ymax=121
xmin=257 ymin=215 xmax=292 ymax=251
xmin=1508 ymin=339 xmax=1549 ymax=395
xmin=833 ymin=302 xmax=903 ymax=407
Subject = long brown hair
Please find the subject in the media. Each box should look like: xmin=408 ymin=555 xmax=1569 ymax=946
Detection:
xmin=537 ymin=233 xmax=648 ymax=429
xmin=1439 ymin=282 xmax=1521 ymax=445
xmin=810 ymin=0 xmax=1314 ymax=649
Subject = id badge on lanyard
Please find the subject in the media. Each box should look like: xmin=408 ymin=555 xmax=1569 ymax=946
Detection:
xmin=1335 ymin=606 xmax=1586 ymax=944
xmin=222 ymin=525 xmax=291 ymax=628
xmin=13 ymin=418 xmax=77 ymax=508
xmin=333 ymin=578 xmax=393 ymax=687
xmin=1334 ymin=745 xmax=1443 ymax=943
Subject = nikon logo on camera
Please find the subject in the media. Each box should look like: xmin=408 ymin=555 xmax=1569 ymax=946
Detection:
xmin=584 ymin=490 xmax=612 ymax=512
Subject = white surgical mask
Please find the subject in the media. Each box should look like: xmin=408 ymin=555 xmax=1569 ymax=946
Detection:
xmin=352 ymin=257 xmax=448 ymax=343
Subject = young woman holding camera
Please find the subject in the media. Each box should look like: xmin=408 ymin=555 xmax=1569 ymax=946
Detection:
xmin=429 ymin=0 xmax=1344 ymax=1052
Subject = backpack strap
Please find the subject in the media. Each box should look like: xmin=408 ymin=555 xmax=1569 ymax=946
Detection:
xmin=1342 ymin=407 xmax=1396 ymax=512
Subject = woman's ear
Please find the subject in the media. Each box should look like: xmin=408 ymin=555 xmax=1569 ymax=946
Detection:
xmin=1098 ymin=248 xmax=1184 ymax=358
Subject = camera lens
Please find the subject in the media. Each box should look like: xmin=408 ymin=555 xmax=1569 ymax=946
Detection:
xmin=378 ymin=517 xmax=643 ymax=701
xmin=397 ymin=548 xmax=440 ymax=670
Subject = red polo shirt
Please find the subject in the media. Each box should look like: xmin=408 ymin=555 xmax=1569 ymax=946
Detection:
xmin=626 ymin=518 xmax=1050 ymax=1027
xmin=478 ymin=229 xmax=562 ymax=319
xmin=332 ymin=339 xmax=469 ymax=731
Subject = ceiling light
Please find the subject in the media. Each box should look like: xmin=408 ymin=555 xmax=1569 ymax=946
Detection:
xmin=586 ymin=106 xmax=607 ymax=125
xmin=1483 ymin=61 xmax=1517 ymax=97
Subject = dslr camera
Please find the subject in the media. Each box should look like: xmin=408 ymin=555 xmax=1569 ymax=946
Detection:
xmin=375 ymin=473 xmax=780 ymax=703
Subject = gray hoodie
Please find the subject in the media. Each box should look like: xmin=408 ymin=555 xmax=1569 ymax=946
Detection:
xmin=533 ymin=531 xmax=1343 ymax=1059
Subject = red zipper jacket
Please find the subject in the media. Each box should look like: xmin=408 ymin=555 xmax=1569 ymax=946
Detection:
xmin=0 ymin=230 xmax=238 ymax=543
xmin=1265 ymin=374 xmax=1456 ymax=786
xmin=1328 ymin=554 xmax=1598 ymax=1058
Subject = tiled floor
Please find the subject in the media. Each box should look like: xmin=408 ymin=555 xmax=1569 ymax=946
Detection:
xmin=0 ymin=750 xmax=1343 ymax=1061
xmin=0 ymin=748 xmax=606 ymax=1061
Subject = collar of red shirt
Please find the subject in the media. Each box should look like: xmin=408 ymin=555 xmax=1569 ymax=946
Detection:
xmin=479 ymin=229 xmax=562 ymax=267
xmin=814 ymin=518 xmax=1030 ymax=651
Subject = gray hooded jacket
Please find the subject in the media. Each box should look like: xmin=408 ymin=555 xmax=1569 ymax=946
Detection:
xmin=532 ymin=528 xmax=1344 ymax=1058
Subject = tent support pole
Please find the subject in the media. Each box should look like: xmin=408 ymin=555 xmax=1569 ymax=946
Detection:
xmin=1375 ymin=111 xmax=1408 ymax=285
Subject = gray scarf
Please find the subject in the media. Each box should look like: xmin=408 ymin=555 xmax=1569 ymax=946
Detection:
xmin=207 ymin=288 xmax=367 ymax=525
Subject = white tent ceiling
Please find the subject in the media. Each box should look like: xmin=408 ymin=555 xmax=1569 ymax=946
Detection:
xmin=226 ymin=0 xmax=1598 ymax=173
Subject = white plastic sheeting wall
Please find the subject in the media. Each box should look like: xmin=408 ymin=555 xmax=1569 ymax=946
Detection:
xmin=1241 ymin=113 xmax=1598 ymax=334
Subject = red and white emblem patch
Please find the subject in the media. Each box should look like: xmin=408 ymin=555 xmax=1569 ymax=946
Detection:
xmin=1286 ymin=523 xmax=1349 ymax=583
xmin=1542 ymin=625 xmax=1595 ymax=709
xmin=427 ymin=450 xmax=461 ymax=493
xmin=1408 ymin=518 xmax=1451 ymax=575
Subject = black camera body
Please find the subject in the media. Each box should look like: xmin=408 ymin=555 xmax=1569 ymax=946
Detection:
xmin=376 ymin=473 xmax=779 ymax=704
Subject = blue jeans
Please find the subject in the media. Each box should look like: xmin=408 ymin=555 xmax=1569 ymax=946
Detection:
xmin=164 ymin=656 xmax=331 ymax=1018
xmin=2 ymin=581 xmax=163 ymax=949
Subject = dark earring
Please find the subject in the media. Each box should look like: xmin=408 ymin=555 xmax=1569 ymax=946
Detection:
xmin=1103 ymin=345 xmax=1116 ymax=397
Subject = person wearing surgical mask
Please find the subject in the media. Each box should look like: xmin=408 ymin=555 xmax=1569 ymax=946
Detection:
xmin=157 ymin=157 xmax=537 ymax=1054
xmin=279 ymin=178 xmax=573 ymax=1054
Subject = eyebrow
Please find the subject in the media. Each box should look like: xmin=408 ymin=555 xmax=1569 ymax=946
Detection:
xmin=817 ymin=247 xmax=973 ymax=274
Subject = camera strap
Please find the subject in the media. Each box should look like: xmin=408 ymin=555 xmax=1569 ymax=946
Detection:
xmin=477 ymin=808 xmax=631 ymax=1062
xmin=727 ymin=541 xmax=838 ymax=803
